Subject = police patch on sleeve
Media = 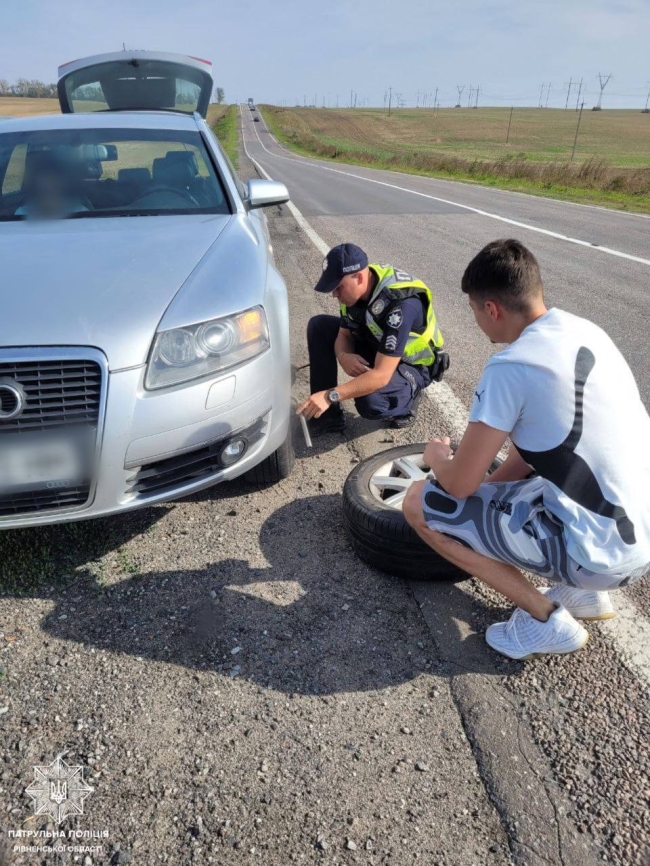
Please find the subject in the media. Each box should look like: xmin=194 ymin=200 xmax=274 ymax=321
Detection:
xmin=384 ymin=335 xmax=398 ymax=352
xmin=371 ymin=299 xmax=386 ymax=317
xmin=386 ymin=308 xmax=403 ymax=329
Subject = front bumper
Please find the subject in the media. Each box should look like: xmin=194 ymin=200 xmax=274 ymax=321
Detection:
xmin=0 ymin=348 xmax=290 ymax=529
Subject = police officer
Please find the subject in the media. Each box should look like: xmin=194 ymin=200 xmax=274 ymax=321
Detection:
xmin=297 ymin=243 xmax=449 ymax=434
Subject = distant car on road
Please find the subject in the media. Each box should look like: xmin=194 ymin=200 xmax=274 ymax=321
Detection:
xmin=0 ymin=51 xmax=293 ymax=529
xmin=254 ymin=116 xmax=260 ymax=122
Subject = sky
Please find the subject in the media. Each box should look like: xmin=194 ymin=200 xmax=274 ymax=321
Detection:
xmin=1 ymin=0 xmax=649 ymax=109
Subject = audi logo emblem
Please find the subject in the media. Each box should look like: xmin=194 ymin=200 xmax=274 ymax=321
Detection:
xmin=0 ymin=378 xmax=26 ymax=422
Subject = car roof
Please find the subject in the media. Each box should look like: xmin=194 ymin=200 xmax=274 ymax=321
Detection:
xmin=0 ymin=111 xmax=201 ymax=134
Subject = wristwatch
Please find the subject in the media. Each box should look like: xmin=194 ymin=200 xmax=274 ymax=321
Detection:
xmin=327 ymin=389 xmax=341 ymax=404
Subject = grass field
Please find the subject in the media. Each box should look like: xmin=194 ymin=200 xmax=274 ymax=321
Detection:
xmin=208 ymin=103 xmax=239 ymax=168
xmin=260 ymin=106 xmax=650 ymax=213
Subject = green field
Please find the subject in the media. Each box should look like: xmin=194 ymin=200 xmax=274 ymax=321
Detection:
xmin=208 ymin=103 xmax=239 ymax=167
xmin=260 ymin=106 xmax=650 ymax=213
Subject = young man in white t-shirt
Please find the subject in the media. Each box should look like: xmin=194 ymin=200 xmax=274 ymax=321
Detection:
xmin=403 ymin=239 xmax=650 ymax=660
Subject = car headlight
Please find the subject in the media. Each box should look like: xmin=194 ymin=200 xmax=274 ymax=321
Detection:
xmin=145 ymin=306 xmax=270 ymax=390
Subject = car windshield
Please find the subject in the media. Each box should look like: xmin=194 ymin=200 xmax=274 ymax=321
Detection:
xmin=0 ymin=128 xmax=231 ymax=220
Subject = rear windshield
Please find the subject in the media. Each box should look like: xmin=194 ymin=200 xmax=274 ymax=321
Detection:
xmin=0 ymin=128 xmax=231 ymax=221
xmin=60 ymin=59 xmax=210 ymax=115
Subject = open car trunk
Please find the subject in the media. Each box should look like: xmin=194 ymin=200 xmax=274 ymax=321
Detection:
xmin=57 ymin=51 xmax=213 ymax=118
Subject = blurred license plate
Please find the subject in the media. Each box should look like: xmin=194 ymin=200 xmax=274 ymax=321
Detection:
xmin=0 ymin=438 xmax=83 ymax=492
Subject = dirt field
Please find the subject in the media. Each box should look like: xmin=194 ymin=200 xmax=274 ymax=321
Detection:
xmin=262 ymin=106 xmax=650 ymax=167
xmin=0 ymin=99 xmax=229 ymax=124
xmin=0 ymin=97 xmax=60 ymax=117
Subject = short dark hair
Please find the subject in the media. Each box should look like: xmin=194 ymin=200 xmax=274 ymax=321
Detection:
xmin=461 ymin=239 xmax=543 ymax=313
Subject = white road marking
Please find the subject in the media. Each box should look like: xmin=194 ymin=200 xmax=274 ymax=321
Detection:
xmin=241 ymin=106 xmax=650 ymax=690
xmin=240 ymin=107 xmax=329 ymax=256
xmin=246 ymin=108 xmax=650 ymax=268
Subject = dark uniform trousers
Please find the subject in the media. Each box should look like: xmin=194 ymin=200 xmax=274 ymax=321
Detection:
xmin=307 ymin=314 xmax=431 ymax=420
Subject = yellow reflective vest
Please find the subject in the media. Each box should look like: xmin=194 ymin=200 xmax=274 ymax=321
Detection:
xmin=340 ymin=264 xmax=444 ymax=366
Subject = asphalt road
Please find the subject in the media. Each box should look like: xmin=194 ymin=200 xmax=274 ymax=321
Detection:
xmin=241 ymin=107 xmax=650 ymax=410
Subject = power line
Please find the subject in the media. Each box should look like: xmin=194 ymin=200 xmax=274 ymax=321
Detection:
xmin=595 ymin=73 xmax=612 ymax=109
xmin=455 ymin=85 xmax=465 ymax=108
xmin=572 ymin=101 xmax=585 ymax=159
xmin=575 ymin=77 xmax=584 ymax=111
xmin=564 ymin=78 xmax=573 ymax=110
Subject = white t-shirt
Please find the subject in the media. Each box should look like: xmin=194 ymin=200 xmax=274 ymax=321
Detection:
xmin=469 ymin=308 xmax=650 ymax=575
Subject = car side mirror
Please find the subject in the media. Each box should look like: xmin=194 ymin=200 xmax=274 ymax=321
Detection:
xmin=246 ymin=179 xmax=289 ymax=209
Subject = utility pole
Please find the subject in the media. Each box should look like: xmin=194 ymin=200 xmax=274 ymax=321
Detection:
xmin=564 ymin=78 xmax=572 ymax=110
xmin=571 ymin=101 xmax=585 ymax=159
xmin=474 ymin=85 xmax=480 ymax=108
xmin=434 ymin=87 xmax=438 ymax=113
xmin=595 ymin=73 xmax=612 ymax=109
xmin=539 ymin=82 xmax=545 ymax=107
xmin=545 ymin=82 xmax=551 ymax=108
xmin=388 ymin=86 xmax=392 ymax=117
xmin=644 ymin=83 xmax=650 ymax=113
xmin=467 ymin=86 xmax=473 ymax=108
xmin=506 ymin=105 xmax=514 ymax=143
xmin=575 ymin=77 xmax=583 ymax=111
xmin=456 ymin=85 xmax=464 ymax=108
xmin=350 ymin=89 xmax=353 ymax=109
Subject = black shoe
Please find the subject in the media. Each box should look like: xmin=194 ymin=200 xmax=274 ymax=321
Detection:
xmin=389 ymin=391 xmax=422 ymax=429
xmin=308 ymin=412 xmax=346 ymax=436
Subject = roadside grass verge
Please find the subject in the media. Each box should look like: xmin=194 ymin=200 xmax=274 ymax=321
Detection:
xmin=210 ymin=104 xmax=239 ymax=169
xmin=259 ymin=106 xmax=650 ymax=214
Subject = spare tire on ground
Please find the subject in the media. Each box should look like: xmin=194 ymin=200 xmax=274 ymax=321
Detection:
xmin=343 ymin=444 xmax=499 ymax=582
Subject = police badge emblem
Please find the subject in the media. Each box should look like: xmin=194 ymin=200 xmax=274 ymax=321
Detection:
xmin=386 ymin=308 xmax=403 ymax=328
xmin=371 ymin=299 xmax=386 ymax=316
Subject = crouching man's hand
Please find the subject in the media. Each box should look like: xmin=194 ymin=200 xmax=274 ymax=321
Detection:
xmin=338 ymin=352 xmax=370 ymax=377
xmin=296 ymin=391 xmax=331 ymax=420
xmin=424 ymin=437 xmax=453 ymax=470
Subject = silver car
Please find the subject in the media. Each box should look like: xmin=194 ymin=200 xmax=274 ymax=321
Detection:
xmin=0 ymin=51 xmax=293 ymax=529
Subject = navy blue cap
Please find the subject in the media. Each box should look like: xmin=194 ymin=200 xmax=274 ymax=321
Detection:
xmin=314 ymin=243 xmax=369 ymax=293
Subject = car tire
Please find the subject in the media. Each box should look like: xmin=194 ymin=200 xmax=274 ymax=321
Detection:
xmin=343 ymin=444 xmax=499 ymax=582
xmin=243 ymin=431 xmax=295 ymax=485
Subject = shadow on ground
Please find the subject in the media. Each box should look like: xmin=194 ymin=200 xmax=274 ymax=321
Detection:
xmin=22 ymin=494 xmax=518 ymax=695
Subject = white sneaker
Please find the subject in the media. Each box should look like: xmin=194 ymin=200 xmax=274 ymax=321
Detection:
xmin=540 ymin=585 xmax=616 ymax=621
xmin=485 ymin=604 xmax=589 ymax=661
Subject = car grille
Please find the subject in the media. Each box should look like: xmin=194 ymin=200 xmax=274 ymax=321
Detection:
xmin=0 ymin=359 xmax=102 ymax=434
xmin=0 ymin=355 xmax=104 ymax=519
xmin=0 ymin=485 xmax=91 ymax=517
xmin=126 ymin=417 xmax=267 ymax=498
